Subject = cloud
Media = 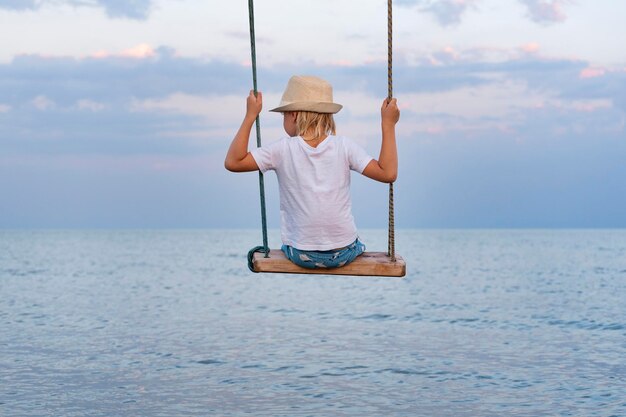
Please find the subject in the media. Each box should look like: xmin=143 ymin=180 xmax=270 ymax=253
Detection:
xmin=0 ymin=45 xmax=615 ymax=107
xmin=579 ymin=67 xmax=605 ymax=79
xmin=520 ymin=43 xmax=541 ymax=54
xmin=0 ymin=46 xmax=252 ymax=107
xmin=1 ymin=44 xmax=624 ymax=164
xmin=91 ymin=44 xmax=161 ymax=60
xmin=0 ymin=44 xmax=495 ymax=116
xmin=0 ymin=0 xmax=153 ymax=20
xmin=0 ymin=102 xmax=209 ymax=156
xmin=397 ymin=0 xmax=478 ymax=26
xmin=563 ymin=68 xmax=626 ymax=113
xmin=518 ymin=0 xmax=573 ymax=24
xmin=120 ymin=43 xmax=156 ymax=59
xmin=1 ymin=44 xmax=625 ymax=228
xmin=76 ymin=99 xmax=106 ymax=112
xmin=130 ymin=93 xmax=266 ymax=127
xmin=397 ymin=0 xmax=574 ymax=26
xmin=0 ymin=0 xmax=38 ymax=11
xmin=96 ymin=0 xmax=152 ymax=20
xmin=31 ymin=95 xmax=56 ymax=110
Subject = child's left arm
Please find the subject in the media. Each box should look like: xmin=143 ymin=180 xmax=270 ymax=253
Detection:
xmin=362 ymin=98 xmax=400 ymax=183
xmin=224 ymin=91 xmax=263 ymax=172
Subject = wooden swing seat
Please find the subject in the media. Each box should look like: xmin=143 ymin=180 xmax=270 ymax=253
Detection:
xmin=251 ymin=250 xmax=406 ymax=277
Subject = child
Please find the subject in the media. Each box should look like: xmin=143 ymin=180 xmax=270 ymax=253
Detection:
xmin=225 ymin=75 xmax=399 ymax=269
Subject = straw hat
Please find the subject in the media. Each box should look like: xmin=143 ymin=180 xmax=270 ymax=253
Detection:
xmin=270 ymin=75 xmax=342 ymax=114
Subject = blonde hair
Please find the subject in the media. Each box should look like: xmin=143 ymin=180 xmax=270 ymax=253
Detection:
xmin=296 ymin=111 xmax=336 ymax=139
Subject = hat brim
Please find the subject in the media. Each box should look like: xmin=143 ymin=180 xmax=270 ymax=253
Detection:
xmin=270 ymin=101 xmax=342 ymax=114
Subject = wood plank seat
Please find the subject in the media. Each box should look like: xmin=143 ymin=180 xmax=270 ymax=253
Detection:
xmin=252 ymin=250 xmax=406 ymax=277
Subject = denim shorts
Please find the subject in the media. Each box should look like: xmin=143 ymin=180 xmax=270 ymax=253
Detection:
xmin=281 ymin=238 xmax=366 ymax=269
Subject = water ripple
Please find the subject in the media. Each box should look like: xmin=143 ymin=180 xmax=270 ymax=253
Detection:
xmin=1 ymin=229 xmax=625 ymax=416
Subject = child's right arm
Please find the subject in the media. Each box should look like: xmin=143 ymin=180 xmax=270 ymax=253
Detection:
xmin=224 ymin=91 xmax=263 ymax=172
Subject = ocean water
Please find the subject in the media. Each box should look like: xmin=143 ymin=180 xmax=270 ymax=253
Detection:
xmin=1 ymin=229 xmax=625 ymax=417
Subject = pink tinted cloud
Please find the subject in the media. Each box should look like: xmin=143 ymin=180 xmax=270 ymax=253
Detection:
xmin=90 ymin=44 xmax=156 ymax=59
xmin=520 ymin=42 xmax=540 ymax=54
xmin=579 ymin=67 xmax=606 ymax=79
xmin=121 ymin=44 xmax=155 ymax=59
xmin=331 ymin=59 xmax=358 ymax=67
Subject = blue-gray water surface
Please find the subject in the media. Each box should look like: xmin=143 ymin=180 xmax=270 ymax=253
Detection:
xmin=1 ymin=229 xmax=625 ymax=417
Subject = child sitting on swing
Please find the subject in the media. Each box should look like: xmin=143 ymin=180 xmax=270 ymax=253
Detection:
xmin=225 ymin=75 xmax=399 ymax=269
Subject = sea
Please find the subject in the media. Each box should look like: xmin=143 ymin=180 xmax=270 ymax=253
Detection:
xmin=1 ymin=229 xmax=625 ymax=417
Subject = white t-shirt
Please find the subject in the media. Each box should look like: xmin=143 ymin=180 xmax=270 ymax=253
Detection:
xmin=251 ymin=135 xmax=373 ymax=251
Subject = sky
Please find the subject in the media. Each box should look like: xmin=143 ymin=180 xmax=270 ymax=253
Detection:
xmin=0 ymin=0 xmax=625 ymax=229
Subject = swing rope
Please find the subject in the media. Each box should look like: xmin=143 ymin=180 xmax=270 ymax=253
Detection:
xmin=246 ymin=0 xmax=397 ymax=271
xmin=247 ymin=0 xmax=269 ymax=272
xmin=387 ymin=0 xmax=396 ymax=262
